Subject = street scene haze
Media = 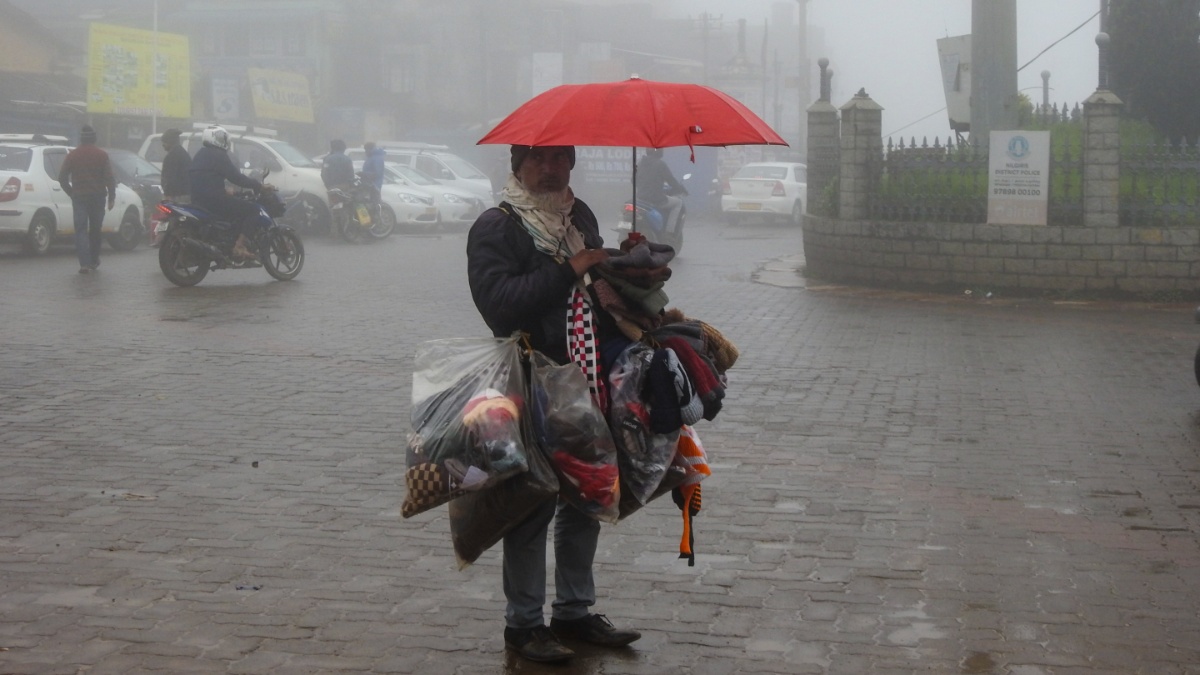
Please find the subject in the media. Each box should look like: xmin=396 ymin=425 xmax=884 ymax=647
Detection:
xmin=2 ymin=1 xmax=1200 ymax=673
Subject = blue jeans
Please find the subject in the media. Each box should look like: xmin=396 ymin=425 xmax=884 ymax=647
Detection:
xmin=502 ymin=498 xmax=601 ymax=629
xmin=72 ymin=193 xmax=106 ymax=269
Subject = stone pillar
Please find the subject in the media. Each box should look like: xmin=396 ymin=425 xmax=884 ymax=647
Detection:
xmin=1082 ymin=89 xmax=1122 ymax=227
xmin=806 ymin=58 xmax=838 ymax=216
xmin=838 ymin=88 xmax=883 ymax=222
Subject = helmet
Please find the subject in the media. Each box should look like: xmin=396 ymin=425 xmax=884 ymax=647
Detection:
xmin=201 ymin=125 xmax=230 ymax=151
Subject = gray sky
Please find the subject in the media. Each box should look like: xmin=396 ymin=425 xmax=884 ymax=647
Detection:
xmin=670 ymin=0 xmax=1102 ymax=142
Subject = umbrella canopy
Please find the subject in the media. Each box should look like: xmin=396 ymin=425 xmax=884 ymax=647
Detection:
xmin=477 ymin=76 xmax=788 ymax=150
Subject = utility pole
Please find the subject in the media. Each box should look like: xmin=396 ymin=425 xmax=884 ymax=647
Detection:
xmin=969 ymin=0 xmax=1018 ymax=141
xmin=795 ymin=0 xmax=809 ymax=153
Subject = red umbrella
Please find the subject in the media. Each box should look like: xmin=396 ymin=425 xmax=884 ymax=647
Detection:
xmin=478 ymin=76 xmax=788 ymax=151
xmin=478 ymin=77 xmax=788 ymax=231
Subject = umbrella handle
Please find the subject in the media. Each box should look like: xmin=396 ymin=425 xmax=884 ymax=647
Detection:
xmin=630 ymin=146 xmax=637 ymax=234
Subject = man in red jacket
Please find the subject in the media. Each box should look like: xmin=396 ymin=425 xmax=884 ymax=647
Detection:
xmin=58 ymin=125 xmax=116 ymax=274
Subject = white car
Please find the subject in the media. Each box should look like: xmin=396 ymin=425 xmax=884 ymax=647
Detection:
xmin=721 ymin=162 xmax=807 ymax=226
xmin=0 ymin=138 xmax=144 ymax=255
xmin=139 ymin=128 xmax=332 ymax=232
xmin=342 ymin=143 xmax=494 ymax=205
xmin=371 ymin=172 xmax=438 ymax=232
xmin=360 ymin=162 xmax=485 ymax=227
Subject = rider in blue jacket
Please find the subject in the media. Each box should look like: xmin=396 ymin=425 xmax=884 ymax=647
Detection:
xmin=360 ymin=142 xmax=386 ymax=200
xmin=189 ymin=125 xmax=264 ymax=259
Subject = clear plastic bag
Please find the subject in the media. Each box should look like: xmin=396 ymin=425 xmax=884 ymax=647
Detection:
xmin=447 ymin=405 xmax=559 ymax=568
xmin=403 ymin=337 xmax=530 ymax=518
xmin=530 ymin=350 xmax=621 ymax=524
xmin=607 ymin=342 xmax=679 ymax=507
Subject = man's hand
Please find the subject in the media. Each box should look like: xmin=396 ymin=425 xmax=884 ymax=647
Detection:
xmin=569 ymin=248 xmax=609 ymax=277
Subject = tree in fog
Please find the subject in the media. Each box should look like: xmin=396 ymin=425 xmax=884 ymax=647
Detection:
xmin=1107 ymin=0 xmax=1200 ymax=141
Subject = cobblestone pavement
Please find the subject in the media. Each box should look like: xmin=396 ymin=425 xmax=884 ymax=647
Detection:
xmin=1 ymin=216 xmax=1199 ymax=674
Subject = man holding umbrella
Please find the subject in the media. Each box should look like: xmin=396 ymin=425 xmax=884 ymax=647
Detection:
xmin=466 ymin=145 xmax=638 ymax=663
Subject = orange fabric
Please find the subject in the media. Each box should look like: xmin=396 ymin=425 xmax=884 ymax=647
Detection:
xmin=676 ymin=426 xmax=710 ymax=565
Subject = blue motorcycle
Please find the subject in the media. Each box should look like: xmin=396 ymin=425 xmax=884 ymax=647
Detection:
xmin=154 ymin=178 xmax=304 ymax=287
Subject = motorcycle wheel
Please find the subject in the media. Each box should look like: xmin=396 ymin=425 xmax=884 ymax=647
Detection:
xmin=1193 ymin=342 xmax=1200 ymax=388
xmin=158 ymin=230 xmax=209 ymax=286
xmin=262 ymin=229 xmax=305 ymax=281
xmin=369 ymin=204 xmax=395 ymax=238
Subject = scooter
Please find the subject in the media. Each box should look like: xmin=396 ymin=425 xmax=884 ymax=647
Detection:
xmin=328 ymin=175 xmax=393 ymax=243
xmin=614 ymin=173 xmax=691 ymax=253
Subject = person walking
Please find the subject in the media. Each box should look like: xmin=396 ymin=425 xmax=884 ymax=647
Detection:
xmin=159 ymin=128 xmax=192 ymax=204
xmin=466 ymin=144 xmax=640 ymax=663
xmin=57 ymin=125 xmax=115 ymax=274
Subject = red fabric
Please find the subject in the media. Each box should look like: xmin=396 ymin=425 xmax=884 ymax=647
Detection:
xmin=478 ymin=77 xmax=787 ymax=150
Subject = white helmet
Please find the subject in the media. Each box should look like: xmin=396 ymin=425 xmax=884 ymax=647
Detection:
xmin=201 ymin=125 xmax=230 ymax=151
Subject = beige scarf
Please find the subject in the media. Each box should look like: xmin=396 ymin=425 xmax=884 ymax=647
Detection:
xmin=502 ymin=173 xmax=586 ymax=261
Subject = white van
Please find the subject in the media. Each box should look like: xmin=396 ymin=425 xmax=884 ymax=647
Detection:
xmin=348 ymin=142 xmax=493 ymax=205
xmin=139 ymin=125 xmax=332 ymax=230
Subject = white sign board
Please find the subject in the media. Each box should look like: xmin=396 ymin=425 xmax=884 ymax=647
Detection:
xmin=937 ymin=35 xmax=971 ymax=133
xmin=987 ymin=130 xmax=1051 ymax=226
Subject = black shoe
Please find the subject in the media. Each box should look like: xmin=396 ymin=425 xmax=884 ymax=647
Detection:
xmin=504 ymin=625 xmax=574 ymax=663
xmin=78 ymin=267 xmax=91 ymax=274
xmin=550 ymin=614 xmax=641 ymax=647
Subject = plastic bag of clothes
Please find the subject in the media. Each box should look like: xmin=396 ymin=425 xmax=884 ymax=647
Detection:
xmin=403 ymin=337 xmax=530 ymax=518
xmin=447 ymin=405 xmax=559 ymax=568
xmin=530 ymin=350 xmax=621 ymax=524
xmin=607 ymin=341 xmax=679 ymax=507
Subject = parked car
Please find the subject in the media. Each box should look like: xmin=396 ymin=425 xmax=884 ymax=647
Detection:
xmin=139 ymin=126 xmax=332 ymax=233
xmin=721 ymin=161 xmax=807 ymax=226
xmin=334 ymin=143 xmax=493 ymax=205
xmin=354 ymin=161 xmax=484 ymax=227
xmin=360 ymin=166 xmax=438 ymax=233
xmin=105 ymin=148 xmax=163 ymax=229
xmin=0 ymin=137 xmax=144 ymax=254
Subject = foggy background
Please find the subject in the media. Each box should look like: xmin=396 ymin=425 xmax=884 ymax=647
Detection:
xmin=679 ymin=0 xmax=1102 ymax=142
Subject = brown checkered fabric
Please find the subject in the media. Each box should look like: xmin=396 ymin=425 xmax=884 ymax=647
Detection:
xmin=402 ymin=462 xmax=463 ymax=518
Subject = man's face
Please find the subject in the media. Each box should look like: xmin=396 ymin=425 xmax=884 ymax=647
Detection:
xmin=516 ymin=146 xmax=572 ymax=195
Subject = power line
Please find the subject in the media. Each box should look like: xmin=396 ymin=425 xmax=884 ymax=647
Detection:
xmin=884 ymin=10 xmax=1101 ymax=139
xmin=885 ymin=106 xmax=947 ymax=139
xmin=1018 ymin=11 xmax=1100 ymax=72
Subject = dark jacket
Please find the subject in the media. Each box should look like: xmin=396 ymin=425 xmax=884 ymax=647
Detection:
xmin=360 ymin=147 xmax=386 ymax=191
xmin=466 ymin=199 xmax=605 ymax=364
xmin=635 ymin=154 xmax=683 ymax=206
xmin=58 ymin=144 xmax=116 ymax=199
xmin=321 ymin=150 xmax=354 ymax=188
xmin=189 ymin=144 xmax=261 ymax=202
xmin=161 ymin=144 xmax=192 ymax=198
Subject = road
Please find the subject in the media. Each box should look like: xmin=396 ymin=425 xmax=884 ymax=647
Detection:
xmin=1 ymin=215 xmax=1199 ymax=674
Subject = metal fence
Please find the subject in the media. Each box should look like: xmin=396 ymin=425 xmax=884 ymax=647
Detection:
xmin=862 ymin=105 xmax=1197 ymax=227
xmin=1121 ymin=139 xmax=1200 ymax=227
xmin=869 ymin=134 xmax=1086 ymax=226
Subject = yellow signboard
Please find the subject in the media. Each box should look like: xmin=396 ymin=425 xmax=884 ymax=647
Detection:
xmin=247 ymin=68 xmax=314 ymax=124
xmin=86 ymin=23 xmax=190 ymax=118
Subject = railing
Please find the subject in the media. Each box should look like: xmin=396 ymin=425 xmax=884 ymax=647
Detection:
xmin=1120 ymin=139 xmax=1200 ymax=227
xmin=869 ymin=114 xmax=1087 ymax=225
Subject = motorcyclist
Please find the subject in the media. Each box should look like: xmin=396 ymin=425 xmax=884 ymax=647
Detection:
xmin=321 ymin=139 xmax=355 ymax=190
xmin=635 ymin=148 xmax=686 ymax=234
xmin=359 ymin=141 xmax=386 ymax=202
xmin=189 ymin=125 xmax=265 ymax=260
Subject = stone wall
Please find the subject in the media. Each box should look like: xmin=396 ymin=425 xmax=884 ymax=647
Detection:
xmin=802 ymin=215 xmax=1200 ymax=296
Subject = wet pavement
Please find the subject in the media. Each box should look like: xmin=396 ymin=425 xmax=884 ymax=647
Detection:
xmin=1 ymin=216 xmax=1199 ymax=674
